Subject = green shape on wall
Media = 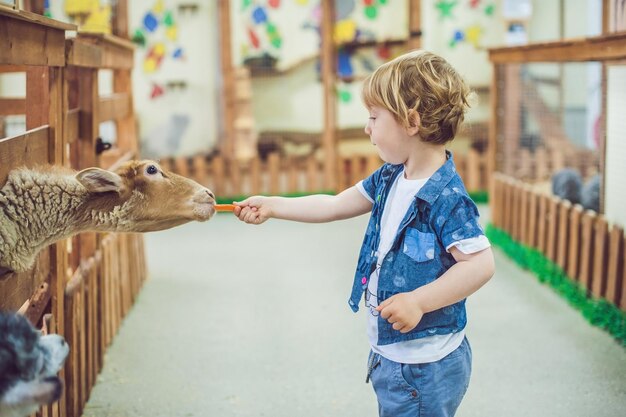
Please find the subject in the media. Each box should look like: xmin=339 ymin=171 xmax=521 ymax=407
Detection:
xmin=242 ymin=0 xmax=252 ymax=10
xmin=271 ymin=37 xmax=282 ymax=48
xmin=163 ymin=11 xmax=174 ymax=27
xmin=435 ymin=0 xmax=457 ymax=20
xmin=338 ymin=89 xmax=352 ymax=103
xmin=364 ymin=5 xmax=378 ymax=20
xmin=485 ymin=4 xmax=495 ymax=16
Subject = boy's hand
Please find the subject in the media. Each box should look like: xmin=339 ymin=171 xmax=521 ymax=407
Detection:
xmin=233 ymin=196 xmax=271 ymax=224
xmin=376 ymin=292 xmax=424 ymax=333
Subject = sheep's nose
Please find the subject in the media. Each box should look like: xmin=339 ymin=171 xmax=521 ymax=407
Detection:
xmin=205 ymin=189 xmax=215 ymax=200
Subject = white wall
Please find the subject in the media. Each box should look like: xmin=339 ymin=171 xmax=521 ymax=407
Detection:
xmin=604 ymin=65 xmax=626 ymax=227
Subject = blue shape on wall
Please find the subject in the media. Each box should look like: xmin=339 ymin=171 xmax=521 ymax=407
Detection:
xmin=252 ymin=6 xmax=268 ymax=24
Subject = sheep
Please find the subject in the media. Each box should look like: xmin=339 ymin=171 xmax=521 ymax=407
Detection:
xmin=581 ymin=174 xmax=601 ymax=213
xmin=0 ymin=160 xmax=216 ymax=274
xmin=551 ymin=168 xmax=582 ymax=205
xmin=0 ymin=312 xmax=69 ymax=417
xmin=551 ymin=169 xmax=601 ymax=212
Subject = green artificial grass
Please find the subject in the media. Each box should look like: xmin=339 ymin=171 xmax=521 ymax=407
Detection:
xmin=486 ymin=224 xmax=626 ymax=347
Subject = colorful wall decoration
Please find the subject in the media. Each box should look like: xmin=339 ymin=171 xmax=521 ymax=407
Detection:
xmin=430 ymin=0 xmax=497 ymax=50
xmin=64 ymin=0 xmax=112 ymax=34
xmin=131 ymin=0 xmax=186 ymax=100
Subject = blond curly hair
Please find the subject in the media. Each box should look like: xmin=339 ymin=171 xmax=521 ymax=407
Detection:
xmin=362 ymin=50 xmax=471 ymax=145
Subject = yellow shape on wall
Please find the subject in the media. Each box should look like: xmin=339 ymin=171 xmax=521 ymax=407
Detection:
xmin=166 ymin=26 xmax=178 ymax=41
xmin=80 ymin=5 xmax=111 ymax=34
xmin=65 ymin=0 xmax=98 ymax=15
xmin=465 ymin=25 xmax=483 ymax=48
xmin=334 ymin=19 xmax=357 ymax=44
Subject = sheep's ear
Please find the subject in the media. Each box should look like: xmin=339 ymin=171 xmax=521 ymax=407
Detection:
xmin=76 ymin=168 xmax=123 ymax=193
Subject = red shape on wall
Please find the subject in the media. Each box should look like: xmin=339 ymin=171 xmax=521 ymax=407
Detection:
xmin=268 ymin=0 xmax=281 ymax=8
xmin=248 ymin=27 xmax=260 ymax=48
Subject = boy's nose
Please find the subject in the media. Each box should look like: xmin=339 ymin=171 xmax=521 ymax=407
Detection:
xmin=364 ymin=123 xmax=371 ymax=135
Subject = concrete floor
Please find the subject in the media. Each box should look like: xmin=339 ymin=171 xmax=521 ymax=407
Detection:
xmin=82 ymin=207 xmax=626 ymax=417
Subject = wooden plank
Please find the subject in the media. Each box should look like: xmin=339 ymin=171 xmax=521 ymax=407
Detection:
xmin=113 ymin=70 xmax=137 ymax=153
xmin=67 ymin=35 xmax=134 ymax=70
xmin=466 ymin=148 xmax=480 ymax=191
xmin=211 ymin=155 xmax=225 ymax=197
xmin=0 ymin=7 xmax=76 ymax=31
xmin=17 ymin=282 xmax=51 ymax=325
xmin=66 ymin=109 xmax=79 ymax=144
xmin=546 ymin=197 xmax=559 ymax=262
xmin=621 ymin=239 xmax=626 ymax=312
xmin=217 ymin=0 xmax=235 ymax=160
xmin=489 ymin=32 xmax=626 ymax=63
xmin=65 ymin=38 xmax=102 ymax=68
xmin=192 ymin=155 xmax=208 ymax=186
xmin=0 ymin=98 xmax=25 ymax=115
xmin=307 ymin=156 xmax=318 ymax=193
xmin=579 ymin=210 xmax=596 ymax=291
xmin=537 ymin=193 xmax=548 ymax=254
xmin=175 ymin=157 xmax=189 ymax=178
xmin=527 ymin=189 xmax=538 ymax=248
xmin=556 ymin=200 xmax=571 ymax=270
xmin=519 ymin=184 xmax=529 ymax=246
xmin=288 ymin=157 xmax=298 ymax=193
xmin=567 ymin=205 xmax=583 ymax=280
xmin=320 ymin=0 xmax=337 ymax=191
xmin=0 ymin=64 xmax=27 ymax=73
xmin=98 ymin=93 xmax=131 ymax=123
xmin=268 ymin=152 xmax=280 ymax=194
xmin=591 ymin=216 xmax=609 ymax=298
xmin=0 ymin=15 xmax=67 ymax=66
xmin=605 ymin=226 xmax=624 ymax=305
xmin=0 ymin=126 xmax=50 ymax=185
xmin=26 ymin=67 xmax=49 ymax=130
xmin=250 ymin=157 xmax=260 ymax=195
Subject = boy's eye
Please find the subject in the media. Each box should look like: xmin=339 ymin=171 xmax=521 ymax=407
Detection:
xmin=369 ymin=117 xmax=376 ymax=120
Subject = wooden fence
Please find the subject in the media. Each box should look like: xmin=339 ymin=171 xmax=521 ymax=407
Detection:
xmin=491 ymin=174 xmax=625 ymax=311
xmin=159 ymin=147 xmax=489 ymax=199
xmin=0 ymin=7 xmax=146 ymax=417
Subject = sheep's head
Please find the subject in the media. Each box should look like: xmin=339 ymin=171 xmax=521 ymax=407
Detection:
xmin=76 ymin=160 xmax=216 ymax=232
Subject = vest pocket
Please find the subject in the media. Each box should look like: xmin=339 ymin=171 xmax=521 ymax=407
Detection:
xmin=403 ymin=228 xmax=435 ymax=263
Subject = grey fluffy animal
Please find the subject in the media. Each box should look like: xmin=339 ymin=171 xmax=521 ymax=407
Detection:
xmin=0 ymin=312 xmax=69 ymax=417
xmin=551 ymin=168 xmax=582 ymax=205
xmin=0 ymin=160 xmax=215 ymax=274
xmin=581 ymin=174 xmax=601 ymax=213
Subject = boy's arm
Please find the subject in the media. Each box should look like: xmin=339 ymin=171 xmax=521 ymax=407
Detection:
xmin=377 ymin=246 xmax=495 ymax=333
xmin=234 ymin=186 xmax=372 ymax=224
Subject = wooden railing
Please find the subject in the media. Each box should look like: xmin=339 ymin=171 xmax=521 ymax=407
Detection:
xmin=491 ymin=174 xmax=625 ymax=311
xmin=1 ymin=8 xmax=145 ymax=417
xmin=159 ymin=147 xmax=489 ymax=199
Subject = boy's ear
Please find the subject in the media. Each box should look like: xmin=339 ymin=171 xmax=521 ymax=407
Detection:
xmin=406 ymin=110 xmax=420 ymax=136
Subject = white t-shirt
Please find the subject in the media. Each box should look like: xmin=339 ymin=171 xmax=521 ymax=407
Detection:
xmin=356 ymin=170 xmax=490 ymax=364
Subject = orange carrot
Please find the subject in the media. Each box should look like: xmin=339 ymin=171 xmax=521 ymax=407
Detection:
xmin=214 ymin=203 xmax=236 ymax=212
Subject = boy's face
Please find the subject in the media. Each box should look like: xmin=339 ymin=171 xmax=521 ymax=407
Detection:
xmin=364 ymin=106 xmax=413 ymax=165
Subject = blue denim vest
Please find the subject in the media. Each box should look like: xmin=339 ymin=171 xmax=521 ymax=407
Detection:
xmin=348 ymin=151 xmax=485 ymax=345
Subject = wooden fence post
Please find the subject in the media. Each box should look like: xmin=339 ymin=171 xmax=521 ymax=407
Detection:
xmin=591 ymin=217 xmax=609 ymax=298
xmin=605 ymin=226 xmax=624 ymax=305
xmin=567 ymin=205 xmax=583 ymax=280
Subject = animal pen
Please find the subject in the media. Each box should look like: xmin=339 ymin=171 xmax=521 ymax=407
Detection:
xmin=487 ymin=31 xmax=626 ymax=339
xmin=156 ymin=0 xmax=490 ymax=199
xmin=0 ymin=4 xmax=146 ymax=417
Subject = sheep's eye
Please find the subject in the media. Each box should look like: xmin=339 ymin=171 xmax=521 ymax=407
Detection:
xmin=146 ymin=165 xmax=158 ymax=175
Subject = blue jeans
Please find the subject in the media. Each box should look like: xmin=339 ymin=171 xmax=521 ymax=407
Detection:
xmin=366 ymin=337 xmax=472 ymax=417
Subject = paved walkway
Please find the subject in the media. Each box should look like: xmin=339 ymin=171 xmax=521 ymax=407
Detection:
xmin=82 ymin=207 xmax=626 ymax=417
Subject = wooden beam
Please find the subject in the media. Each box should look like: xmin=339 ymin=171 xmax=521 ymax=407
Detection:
xmin=0 ymin=126 xmax=50 ymax=185
xmin=0 ymin=98 xmax=25 ymax=115
xmin=0 ymin=7 xmax=75 ymax=31
xmin=0 ymin=14 xmax=70 ymax=66
xmin=218 ymin=0 xmax=235 ymax=160
xmin=489 ymin=33 xmax=626 ymax=63
xmin=98 ymin=93 xmax=131 ymax=123
xmin=67 ymin=108 xmax=79 ymax=143
xmin=321 ymin=0 xmax=337 ymax=191
xmin=407 ymin=0 xmax=421 ymax=50
xmin=66 ymin=35 xmax=134 ymax=69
